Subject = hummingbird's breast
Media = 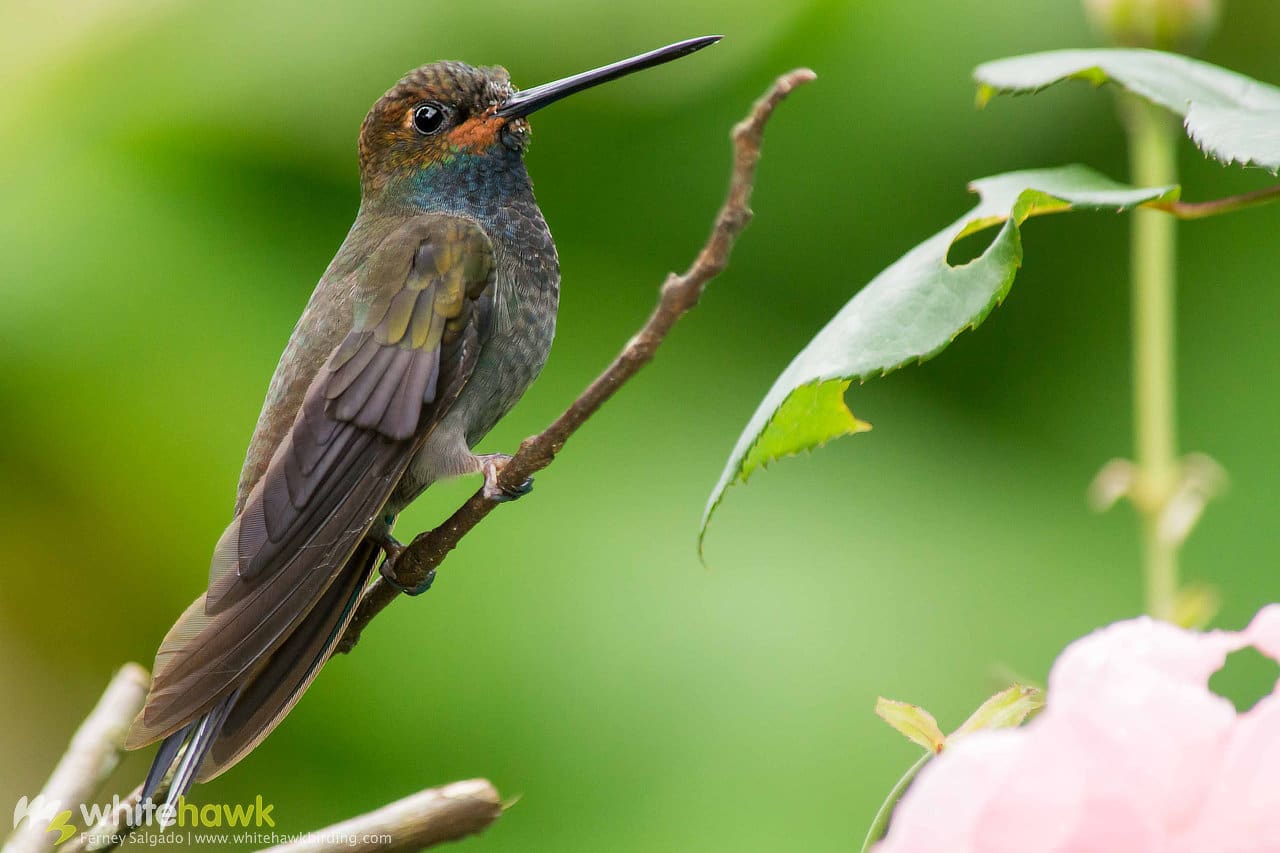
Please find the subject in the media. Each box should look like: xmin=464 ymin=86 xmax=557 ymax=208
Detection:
xmin=455 ymin=189 xmax=560 ymax=445
xmin=391 ymin=169 xmax=562 ymax=507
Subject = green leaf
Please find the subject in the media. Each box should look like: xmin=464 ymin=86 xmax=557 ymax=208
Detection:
xmin=740 ymin=379 xmax=871 ymax=477
xmin=951 ymin=683 xmax=1044 ymax=740
xmin=700 ymin=165 xmax=1177 ymax=549
xmin=875 ymin=697 xmax=947 ymax=753
xmin=975 ymin=49 xmax=1280 ymax=172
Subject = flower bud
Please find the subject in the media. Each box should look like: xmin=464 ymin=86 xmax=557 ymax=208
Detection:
xmin=1083 ymin=0 xmax=1221 ymax=52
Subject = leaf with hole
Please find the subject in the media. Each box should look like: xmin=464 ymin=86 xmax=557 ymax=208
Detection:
xmin=700 ymin=165 xmax=1177 ymax=549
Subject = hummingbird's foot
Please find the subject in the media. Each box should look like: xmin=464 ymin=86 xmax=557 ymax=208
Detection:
xmin=369 ymin=528 xmax=435 ymax=595
xmin=369 ymin=527 xmax=406 ymax=566
xmin=477 ymin=453 xmax=534 ymax=503
xmin=380 ymin=560 xmax=436 ymax=596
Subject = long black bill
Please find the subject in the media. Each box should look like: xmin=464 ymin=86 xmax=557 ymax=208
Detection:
xmin=496 ymin=35 xmax=722 ymax=119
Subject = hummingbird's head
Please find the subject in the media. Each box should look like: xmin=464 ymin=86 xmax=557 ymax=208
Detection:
xmin=358 ymin=36 xmax=722 ymax=196
xmin=358 ymin=62 xmax=524 ymax=192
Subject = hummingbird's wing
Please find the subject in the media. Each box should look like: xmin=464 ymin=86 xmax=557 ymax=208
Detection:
xmin=127 ymin=214 xmax=495 ymax=749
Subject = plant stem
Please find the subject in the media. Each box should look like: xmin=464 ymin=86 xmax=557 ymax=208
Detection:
xmin=1153 ymin=183 xmax=1280 ymax=220
xmin=860 ymin=752 xmax=931 ymax=853
xmin=1122 ymin=93 xmax=1180 ymax=621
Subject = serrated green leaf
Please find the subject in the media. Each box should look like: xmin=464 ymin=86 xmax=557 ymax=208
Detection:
xmin=700 ymin=165 xmax=1177 ymax=549
xmin=951 ymin=684 xmax=1044 ymax=740
xmin=739 ymin=379 xmax=871 ymax=479
xmin=975 ymin=49 xmax=1280 ymax=172
xmin=875 ymin=697 xmax=947 ymax=753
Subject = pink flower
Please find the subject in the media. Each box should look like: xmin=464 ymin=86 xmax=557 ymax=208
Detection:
xmin=877 ymin=606 xmax=1280 ymax=852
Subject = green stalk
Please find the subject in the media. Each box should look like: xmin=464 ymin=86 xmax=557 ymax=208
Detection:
xmin=1122 ymin=93 xmax=1180 ymax=621
xmin=860 ymin=752 xmax=931 ymax=852
xmin=1154 ymin=183 xmax=1280 ymax=219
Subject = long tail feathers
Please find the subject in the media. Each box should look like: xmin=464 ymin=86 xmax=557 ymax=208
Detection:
xmin=142 ymin=691 xmax=238 ymax=820
xmin=139 ymin=539 xmax=380 ymax=816
xmin=140 ymin=722 xmax=192 ymax=805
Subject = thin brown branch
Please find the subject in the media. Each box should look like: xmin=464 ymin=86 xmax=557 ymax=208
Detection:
xmin=258 ymin=779 xmax=502 ymax=853
xmin=1149 ymin=183 xmax=1280 ymax=219
xmin=335 ymin=67 xmax=816 ymax=655
xmin=4 ymin=665 xmax=149 ymax=853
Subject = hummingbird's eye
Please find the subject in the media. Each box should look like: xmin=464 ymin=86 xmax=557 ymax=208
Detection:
xmin=412 ymin=102 xmax=447 ymax=135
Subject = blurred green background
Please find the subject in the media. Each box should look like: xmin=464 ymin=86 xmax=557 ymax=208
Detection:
xmin=4 ymin=0 xmax=1279 ymax=849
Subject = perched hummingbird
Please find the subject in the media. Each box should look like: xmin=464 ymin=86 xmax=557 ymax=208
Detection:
xmin=126 ymin=35 xmax=720 ymax=810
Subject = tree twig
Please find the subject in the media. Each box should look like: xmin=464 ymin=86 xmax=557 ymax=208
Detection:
xmin=259 ymin=779 xmax=502 ymax=853
xmin=336 ymin=67 xmax=817 ymax=654
xmin=4 ymin=665 xmax=149 ymax=853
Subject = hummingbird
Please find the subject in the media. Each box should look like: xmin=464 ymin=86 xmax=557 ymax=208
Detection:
xmin=125 ymin=35 xmax=720 ymax=812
